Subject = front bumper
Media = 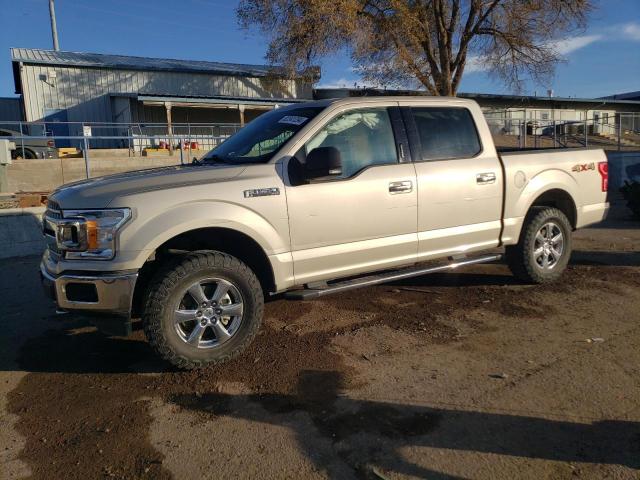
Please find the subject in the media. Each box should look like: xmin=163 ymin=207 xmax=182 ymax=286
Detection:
xmin=40 ymin=261 xmax=138 ymax=318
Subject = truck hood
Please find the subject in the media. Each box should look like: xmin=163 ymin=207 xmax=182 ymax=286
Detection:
xmin=49 ymin=163 xmax=246 ymax=209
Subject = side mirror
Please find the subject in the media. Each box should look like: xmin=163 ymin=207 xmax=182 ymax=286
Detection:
xmin=305 ymin=146 xmax=342 ymax=180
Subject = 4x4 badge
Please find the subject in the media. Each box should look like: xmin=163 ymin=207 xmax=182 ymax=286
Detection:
xmin=244 ymin=188 xmax=280 ymax=198
xmin=571 ymin=163 xmax=595 ymax=172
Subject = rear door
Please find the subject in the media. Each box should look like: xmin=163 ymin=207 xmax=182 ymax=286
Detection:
xmin=400 ymin=101 xmax=503 ymax=261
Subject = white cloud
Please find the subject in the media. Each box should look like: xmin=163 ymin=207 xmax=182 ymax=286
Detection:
xmin=316 ymin=77 xmax=358 ymax=89
xmin=317 ymin=77 xmax=386 ymax=89
xmin=549 ymin=34 xmax=602 ymax=55
xmin=463 ymin=34 xmax=602 ymax=75
xmin=464 ymin=56 xmax=487 ymax=73
xmin=323 ymin=23 xmax=640 ymax=82
xmin=621 ymin=22 xmax=640 ymax=40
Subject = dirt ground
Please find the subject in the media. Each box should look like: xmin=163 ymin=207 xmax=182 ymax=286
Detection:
xmin=1 ymin=204 xmax=639 ymax=480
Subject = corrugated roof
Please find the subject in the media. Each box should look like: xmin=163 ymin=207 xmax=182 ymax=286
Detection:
xmin=314 ymin=87 xmax=640 ymax=106
xmin=600 ymin=91 xmax=640 ymax=101
xmin=459 ymin=92 xmax=640 ymax=106
xmin=10 ymin=47 xmax=299 ymax=78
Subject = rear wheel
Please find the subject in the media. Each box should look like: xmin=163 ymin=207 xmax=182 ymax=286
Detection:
xmin=143 ymin=251 xmax=263 ymax=369
xmin=12 ymin=148 xmax=36 ymax=160
xmin=506 ymin=207 xmax=572 ymax=284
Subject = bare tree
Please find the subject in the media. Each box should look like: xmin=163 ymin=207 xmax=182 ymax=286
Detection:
xmin=238 ymin=0 xmax=594 ymax=95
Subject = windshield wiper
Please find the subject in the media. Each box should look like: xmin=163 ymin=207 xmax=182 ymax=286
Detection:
xmin=200 ymin=154 xmax=227 ymax=164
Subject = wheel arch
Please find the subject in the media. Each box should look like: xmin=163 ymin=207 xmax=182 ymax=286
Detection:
xmin=527 ymin=188 xmax=577 ymax=229
xmin=132 ymin=226 xmax=277 ymax=317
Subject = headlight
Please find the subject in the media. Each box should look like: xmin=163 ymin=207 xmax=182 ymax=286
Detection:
xmin=56 ymin=209 xmax=131 ymax=260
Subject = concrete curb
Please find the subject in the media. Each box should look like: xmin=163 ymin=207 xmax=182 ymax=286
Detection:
xmin=0 ymin=206 xmax=46 ymax=259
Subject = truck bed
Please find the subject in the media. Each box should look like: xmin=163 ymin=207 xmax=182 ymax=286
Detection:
xmin=498 ymin=147 xmax=609 ymax=245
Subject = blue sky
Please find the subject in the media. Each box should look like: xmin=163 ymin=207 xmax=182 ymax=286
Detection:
xmin=0 ymin=0 xmax=638 ymax=98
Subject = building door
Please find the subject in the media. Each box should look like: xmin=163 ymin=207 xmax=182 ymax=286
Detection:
xmin=44 ymin=109 xmax=70 ymax=147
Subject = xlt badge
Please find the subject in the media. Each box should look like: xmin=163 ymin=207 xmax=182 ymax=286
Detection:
xmin=244 ymin=188 xmax=280 ymax=198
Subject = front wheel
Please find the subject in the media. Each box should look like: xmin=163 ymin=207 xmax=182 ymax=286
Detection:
xmin=506 ymin=207 xmax=572 ymax=284
xmin=143 ymin=251 xmax=263 ymax=369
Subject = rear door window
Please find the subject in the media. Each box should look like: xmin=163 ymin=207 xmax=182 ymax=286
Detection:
xmin=411 ymin=107 xmax=481 ymax=161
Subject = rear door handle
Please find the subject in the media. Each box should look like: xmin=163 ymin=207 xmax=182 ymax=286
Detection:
xmin=389 ymin=180 xmax=413 ymax=194
xmin=476 ymin=172 xmax=496 ymax=185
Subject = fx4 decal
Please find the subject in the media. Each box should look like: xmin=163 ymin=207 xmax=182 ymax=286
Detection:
xmin=571 ymin=163 xmax=595 ymax=173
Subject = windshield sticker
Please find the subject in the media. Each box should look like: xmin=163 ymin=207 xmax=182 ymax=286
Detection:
xmin=278 ymin=115 xmax=309 ymax=126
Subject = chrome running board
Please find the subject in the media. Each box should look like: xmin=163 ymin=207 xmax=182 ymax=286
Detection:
xmin=284 ymin=254 xmax=502 ymax=300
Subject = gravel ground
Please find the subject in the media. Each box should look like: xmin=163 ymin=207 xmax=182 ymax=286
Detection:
xmin=1 ymin=204 xmax=639 ymax=480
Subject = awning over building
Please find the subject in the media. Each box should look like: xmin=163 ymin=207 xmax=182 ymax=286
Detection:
xmin=113 ymin=93 xmax=310 ymax=130
xmin=136 ymin=94 xmax=308 ymax=109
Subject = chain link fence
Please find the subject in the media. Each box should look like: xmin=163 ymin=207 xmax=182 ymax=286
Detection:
xmin=1 ymin=111 xmax=640 ymax=181
xmin=484 ymin=111 xmax=640 ymax=151
xmin=0 ymin=121 xmax=242 ymax=157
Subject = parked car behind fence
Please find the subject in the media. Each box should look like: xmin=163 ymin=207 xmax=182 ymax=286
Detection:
xmin=0 ymin=128 xmax=56 ymax=159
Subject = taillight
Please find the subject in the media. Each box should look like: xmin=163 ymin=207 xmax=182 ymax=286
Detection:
xmin=597 ymin=162 xmax=608 ymax=192
xmin=47 ymin=140 xmax=55 ymax=148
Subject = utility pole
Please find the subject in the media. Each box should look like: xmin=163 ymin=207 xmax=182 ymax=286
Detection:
xmin=49 ymin=0 xmax=60 ymax=51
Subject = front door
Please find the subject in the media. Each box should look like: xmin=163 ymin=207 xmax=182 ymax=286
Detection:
xmin=400 ymin=103 xmax=503 ymax=261
xmin=285 ymin=106 xmax=418 ymax=285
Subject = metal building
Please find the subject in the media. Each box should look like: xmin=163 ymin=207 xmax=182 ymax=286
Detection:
xmin=0 ymin=97 xmax=23 ymax=121
xmin=10 ymin=48 xmax=317 ymax=137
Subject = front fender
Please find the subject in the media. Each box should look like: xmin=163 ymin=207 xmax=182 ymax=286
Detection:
xmin=119 ymin=200 xmax=290 ymax=269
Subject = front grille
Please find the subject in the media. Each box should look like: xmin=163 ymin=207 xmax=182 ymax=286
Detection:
xmin=45 ymin=208 xmax=62 ymax=220
xmin=43 ymin=201 xmax=63 ymax=260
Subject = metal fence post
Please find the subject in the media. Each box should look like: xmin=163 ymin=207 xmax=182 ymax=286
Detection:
xmin=584 ymin=120 xmax=587 ymax=147
xmin=553 ymin=121 xmax=556 ymax=148
xmin=617 ymin=114 xmax=622 ymax=151
xmin=128 ymin=126 xmax=132 ymax=157
xmin=83 ymin=137 xmax=90 ymax=178
xmin=19 ymin=121 xmax=25 ymax=157
xmin=188 ymin=123 xmax=192 ymax=161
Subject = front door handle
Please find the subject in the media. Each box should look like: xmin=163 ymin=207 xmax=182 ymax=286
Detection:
xmin=389 ymin=180 xmax=413 ymax=194
xmin=476 ymin=172 xmax=496 ymax=185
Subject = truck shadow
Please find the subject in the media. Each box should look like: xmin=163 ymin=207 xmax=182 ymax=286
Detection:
xmin=571 ymin=250 xmax=640 ymax=267
xmin=171 ymin=369 xmax=640 ymax=478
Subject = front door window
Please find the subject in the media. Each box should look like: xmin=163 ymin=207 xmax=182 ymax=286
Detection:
xmin=303 ymin=108 xmax=398 ymax=179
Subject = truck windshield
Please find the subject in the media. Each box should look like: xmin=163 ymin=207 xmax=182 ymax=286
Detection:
xmin=202 ymin=106 xmax=324 ymax=164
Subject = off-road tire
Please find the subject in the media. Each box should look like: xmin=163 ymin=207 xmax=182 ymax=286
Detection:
xmin=143 ymin=251 xmax=263 ymax=369
xmin=506 ymin=207 xmax=572 ymax=284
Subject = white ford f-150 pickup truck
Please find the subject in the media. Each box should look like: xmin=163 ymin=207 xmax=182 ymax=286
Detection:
xmin=41 ymin=97 xmax=609 ymax=368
